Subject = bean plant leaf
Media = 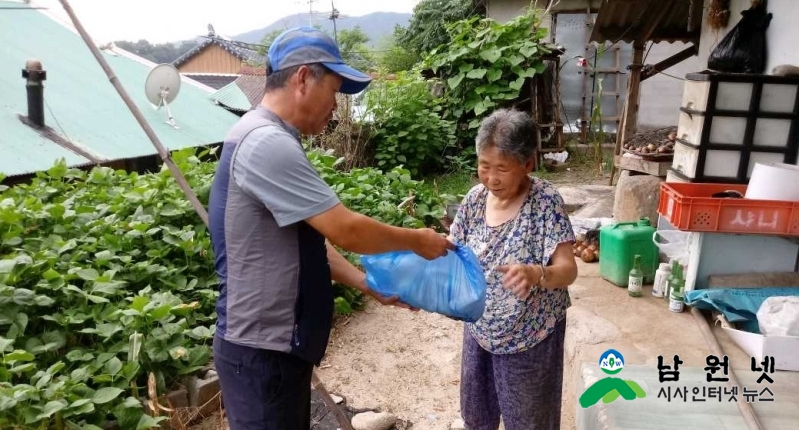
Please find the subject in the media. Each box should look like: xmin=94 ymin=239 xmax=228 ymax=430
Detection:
xmin=104 ymin=357 xmax=123 ymax=376
xmin=0 ymin=337 xmax=14 ymax=352
xmin=447 ymin=74 xmax=464 ymax=89
xmin=479 ymin=48 xmax=502 ymax=62
xmin=3 ymin=350 xmax=34 ymax=363
xmin=465 ymin=68 xmax=487 ymax=79
xmin=92 ymin=387 xmax=124 ymax=404
xmin=0 ymin=259 xmax=16 ymax=273
xmin=76 ymin=269 xmax=99 ymax=281
xmin=36 ymin=400 xmax=67 ymax=420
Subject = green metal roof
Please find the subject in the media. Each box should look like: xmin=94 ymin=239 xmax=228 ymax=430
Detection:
xmin=0 ymin=1 xmax=240 ymax=177
xmin=211 ymin=80 xmax=253 ymax=113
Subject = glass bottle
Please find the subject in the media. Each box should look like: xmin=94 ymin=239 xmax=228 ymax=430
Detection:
xmin=628 ymin=254 xmax=643 ymax=297
xmin=669 ymin=262 xmax=685 ymax=313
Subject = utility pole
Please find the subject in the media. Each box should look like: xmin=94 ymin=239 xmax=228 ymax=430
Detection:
xmin=329 ymin=0 xmax=340 ymax=44
xmin=307 ymin=0 xmax=317 ymax=27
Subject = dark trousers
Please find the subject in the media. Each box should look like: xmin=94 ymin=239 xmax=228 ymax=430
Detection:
xmin=214 ymin=335 xmax=313 ymax=430
xmin=460 ymin=318 xmax=567 ymax=430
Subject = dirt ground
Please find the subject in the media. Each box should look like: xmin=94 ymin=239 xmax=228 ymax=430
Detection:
xmin=317 ymin=302 xmax=465 ymax=430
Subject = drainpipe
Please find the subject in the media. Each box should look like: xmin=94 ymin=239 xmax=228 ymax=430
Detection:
xmin=22 ymin=59 xmax=47 ymax=128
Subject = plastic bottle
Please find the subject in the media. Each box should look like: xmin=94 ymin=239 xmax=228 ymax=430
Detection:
xmin=668 ymin=262 xmax=685 ymax=313
xmin=599 ymin=218 xmax=659 ymax=287
xmin=628 ymin=255 xmax=643 ymax=297
xmin=652 ymin=263 xmax=671 ymax=298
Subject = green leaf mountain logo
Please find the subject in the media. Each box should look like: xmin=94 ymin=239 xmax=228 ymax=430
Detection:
xmin=579 ymin=349 xmax=647 ymax=408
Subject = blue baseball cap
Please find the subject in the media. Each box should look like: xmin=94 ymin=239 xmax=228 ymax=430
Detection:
xmin=267 ymin=26 xmax=372 ymax=94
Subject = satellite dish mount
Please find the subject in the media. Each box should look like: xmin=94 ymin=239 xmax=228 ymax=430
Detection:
xmin=145 ymin=64 xmax=182 ymax=129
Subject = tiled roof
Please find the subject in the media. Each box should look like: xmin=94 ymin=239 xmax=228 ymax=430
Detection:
xmin=172 ymin=36 xmax=265 ymax=68
xmin=234 ymin=74 xmax=266 ymax=108
xmin=0 ymin=1 xmax=240 ymax=178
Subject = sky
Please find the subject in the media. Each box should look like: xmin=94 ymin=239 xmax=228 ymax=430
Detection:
xmin=28 ymin=0 xmax=421 ymax=43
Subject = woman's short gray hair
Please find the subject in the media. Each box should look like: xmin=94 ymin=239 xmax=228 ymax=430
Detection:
xmin=475 ymin=108 xmax=538 ymax=164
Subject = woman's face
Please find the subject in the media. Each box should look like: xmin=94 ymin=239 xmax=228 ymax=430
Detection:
xmin=477 ymin=145 xmax=534 ymax=200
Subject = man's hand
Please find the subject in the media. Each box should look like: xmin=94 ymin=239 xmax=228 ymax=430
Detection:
xmin=497 ymin=264 xmax=542 ymax=300
xmin=412 ymin=228 xmax=455 ymax=260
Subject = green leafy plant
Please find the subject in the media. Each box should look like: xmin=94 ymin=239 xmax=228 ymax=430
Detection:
xmin=363 ymin=71 xmax=456 ymax=176
xmin=0 ymin=148 xmax=447 ymax=427
xmin=0 ymin=152 xmax=217 ymax=429
xmin=424 ymin=9 xmax=551 ymax=141
xmin=307 ymin=146 xmax=448 ymax=229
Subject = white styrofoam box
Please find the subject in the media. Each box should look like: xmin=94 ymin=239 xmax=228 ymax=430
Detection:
xmin=671 ymin=141 xmax=698 ymax=178
xmin=665 ymin=170 xmax=689 ymax=183
xmin=747 ymin=152 xmax=786 ymax=177
xmin=681 ymin=80 xmax=754 ymax=112
xmin=753 ymin=118 xmax=793 ymax=147
xmin=704 ymin=150 xmax=742 ymax=177
xmin=716 ymin=82 xmax=755 ymax=111
xmin=681 ymin=80 xmax=711 ymax=111
xmin=671 ymin=141 xmax=744 ymax=179
xmin=719 ymin=314 xmax=799 ymax=372
xmin=760 ymin=84 xmax=798 ymax=113
xmin=677 ymin=110 xmax=747 ymax=146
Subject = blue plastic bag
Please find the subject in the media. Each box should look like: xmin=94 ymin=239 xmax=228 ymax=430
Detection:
xmin=360 ymin=245 xmax=487 ymax=322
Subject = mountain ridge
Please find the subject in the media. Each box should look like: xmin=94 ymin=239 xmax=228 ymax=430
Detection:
xmin=233 ymin=12 xmax=411 ymax=48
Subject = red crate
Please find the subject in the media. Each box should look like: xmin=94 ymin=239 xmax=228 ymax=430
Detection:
xmin=658 ymin=182 xmax=799 ymax=236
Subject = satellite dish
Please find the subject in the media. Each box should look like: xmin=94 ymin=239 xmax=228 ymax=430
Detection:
xmin=145 ymin=64 xmax=182 ymax=129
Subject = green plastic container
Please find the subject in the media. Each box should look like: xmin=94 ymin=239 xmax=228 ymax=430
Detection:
xmin=599 ymin=218 xmax=659 ymax=287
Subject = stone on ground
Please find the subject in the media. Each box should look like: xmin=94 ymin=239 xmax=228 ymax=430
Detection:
xmin=351 ymin=411 xmax=397 ymax=430
xmin=612 ymin=170 xmax=663 ymax=223
xmin=557 ymin=187 xmax=591 ymax=212
xmin=450 ymin=418 xmax=465 ymax=430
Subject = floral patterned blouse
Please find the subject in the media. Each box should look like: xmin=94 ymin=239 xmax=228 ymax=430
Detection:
xmin=449 ymin=177 xmax=575 ymax=354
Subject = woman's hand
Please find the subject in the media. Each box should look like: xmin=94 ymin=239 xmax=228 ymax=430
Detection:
xmin=497 ymin=264 xmax=542 ymax=300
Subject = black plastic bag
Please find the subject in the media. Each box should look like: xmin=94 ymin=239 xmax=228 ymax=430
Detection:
xmin=707 ymin=3 xmax=772 ymax=74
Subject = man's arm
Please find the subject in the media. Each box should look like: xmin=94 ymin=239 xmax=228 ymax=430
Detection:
xmin=231 ymin=128 xmax=452 ymax=260
xmin=308 ymin=204 xmax=452 ymax=260
xmin=325 ymin=242 xmax=414 ymax=309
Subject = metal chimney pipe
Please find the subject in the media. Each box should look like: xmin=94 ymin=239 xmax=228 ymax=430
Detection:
xmin=22 ymin=59 xmax=47 ymax=128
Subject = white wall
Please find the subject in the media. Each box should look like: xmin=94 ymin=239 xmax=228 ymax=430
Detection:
xmin=486 ymin=0 xmax=602 ymax=25
xmin=698 ymin=0 xmax=799 ymax=73
xmin=638 ymin=43 xmax=704 ymax=130
xmin=487 ymin=0 xmax=703 ymax=130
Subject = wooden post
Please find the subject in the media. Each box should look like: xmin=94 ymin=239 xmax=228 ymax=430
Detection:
xmin=691 ymin=308 xmax=765 ymax=430
xmin=609 ymin=40 xmax=645 ymax=185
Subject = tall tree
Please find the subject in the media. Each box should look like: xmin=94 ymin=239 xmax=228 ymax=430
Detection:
xmin=376 ymin=28 xmax=418 ymax=73
xmin=257 ymin=29 xmax=285 ymax=56
xmin=114 ymin=39 xmax=198 ymax=64
xmin=337 ymin=27 xmax=375 ymax=72
xmin=397 ymin=0 xmax=479 ymax=60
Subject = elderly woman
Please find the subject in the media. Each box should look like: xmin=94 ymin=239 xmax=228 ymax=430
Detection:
xmin=449 ymin=108 xmax=578 ymax=430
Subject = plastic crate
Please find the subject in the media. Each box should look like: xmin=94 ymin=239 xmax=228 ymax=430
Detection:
xmin=657 ymin=182 xmax=799 ymax=236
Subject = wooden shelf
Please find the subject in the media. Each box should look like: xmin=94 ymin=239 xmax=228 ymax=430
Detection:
xmin=614 ymin=155 xmax=671 ymax=177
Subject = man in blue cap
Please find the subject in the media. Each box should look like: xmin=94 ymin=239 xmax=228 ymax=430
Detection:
xmin=207 ymin=27 xmax=453 ymax=430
